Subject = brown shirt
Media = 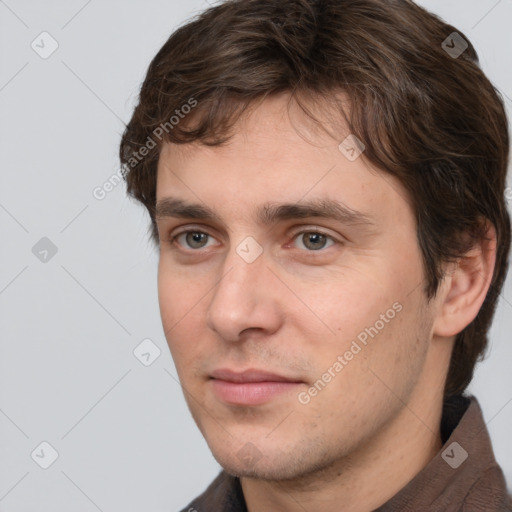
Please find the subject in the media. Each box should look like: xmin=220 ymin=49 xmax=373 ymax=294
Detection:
xmin=180 ymin=395 xmax=512 ymax=511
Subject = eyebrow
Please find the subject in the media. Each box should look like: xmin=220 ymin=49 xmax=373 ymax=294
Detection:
xmin=155 ymin=197 xmax=375 ymax=228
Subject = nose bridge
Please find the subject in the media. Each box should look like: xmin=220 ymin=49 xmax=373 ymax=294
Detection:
xmin=206 ymin=241 xmax=279 ymax=340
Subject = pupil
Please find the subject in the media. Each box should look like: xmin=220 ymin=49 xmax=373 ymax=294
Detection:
xmin=305 ymin=233 xmax=325 ymax=250
xmin=188 ymin=232 xmax=206 ymax=247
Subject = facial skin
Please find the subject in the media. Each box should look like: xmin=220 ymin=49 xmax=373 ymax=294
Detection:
xmin=155 ymin=93 xmax=493 ymax=512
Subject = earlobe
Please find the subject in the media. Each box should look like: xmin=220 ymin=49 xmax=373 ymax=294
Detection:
xmin=433 ymin=222 xmax=497 ymax=338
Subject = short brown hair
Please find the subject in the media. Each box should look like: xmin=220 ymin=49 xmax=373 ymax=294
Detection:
xmin=120 ymin=0 xmax=510 ymax=397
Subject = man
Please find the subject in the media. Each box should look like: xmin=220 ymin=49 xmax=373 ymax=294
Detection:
xmin=120 ymin=0 xmax=512 ymax=510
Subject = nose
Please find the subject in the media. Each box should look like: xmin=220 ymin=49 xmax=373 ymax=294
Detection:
xmin=206 ymin=247 xmax=283 ymax=342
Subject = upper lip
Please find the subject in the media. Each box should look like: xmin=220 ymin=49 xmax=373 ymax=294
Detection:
xmin=210 ymin=368 xmax=302 ymax=383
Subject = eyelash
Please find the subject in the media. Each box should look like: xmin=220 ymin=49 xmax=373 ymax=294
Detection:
xmin=168 ymin=228 xmax=339 ymax=252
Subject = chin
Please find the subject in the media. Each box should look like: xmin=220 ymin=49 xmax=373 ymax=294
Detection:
xmin=214 ymin=453 xmax=299 ymax=481
xmin=207 ymin=436 xmax=340 ymax=482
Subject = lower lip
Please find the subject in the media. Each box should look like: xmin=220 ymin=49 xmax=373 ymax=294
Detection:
xmin=210 ymin=379 xmax=301 ymax=405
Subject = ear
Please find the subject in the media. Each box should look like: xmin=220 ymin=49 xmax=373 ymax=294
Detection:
xmin=433 ymin=221 xmax=497 ymax=338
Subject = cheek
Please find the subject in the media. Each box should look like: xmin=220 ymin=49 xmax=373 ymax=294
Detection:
xmin=289 ymin=263 xmax=422 ymax=391
xmin=157 ymin=263 xmax=210 ymax=359
xmin=158 ymin=257 xmax=207 ymax=323
xmin=287 ymin=266 xmax=401 ymax=343
xmin=299 ymin=298 xmax=429 ymax=433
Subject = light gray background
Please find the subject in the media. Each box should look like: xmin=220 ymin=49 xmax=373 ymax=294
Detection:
xmin=0 ymin=1 xmax=511 ymax=510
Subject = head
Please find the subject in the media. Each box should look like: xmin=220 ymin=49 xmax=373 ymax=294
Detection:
xmin=120 ymin=0 xmax=510 ymax=481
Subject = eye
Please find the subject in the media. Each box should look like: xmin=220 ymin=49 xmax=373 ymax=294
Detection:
xmin=292 ymin=231 xmax=336 ymax=251
xmin=168 ymin=228 xmax=338 ymax=253
xmin=173 ymin=230 xmax=218 ymax=250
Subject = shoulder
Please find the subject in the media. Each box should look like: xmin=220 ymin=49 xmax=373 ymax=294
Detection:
xmin=462 ymin=464 xmax=512 ymax=512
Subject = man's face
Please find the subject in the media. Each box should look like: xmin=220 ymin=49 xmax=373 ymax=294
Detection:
xmin=155 ymin=94 xmax=437 ymax=480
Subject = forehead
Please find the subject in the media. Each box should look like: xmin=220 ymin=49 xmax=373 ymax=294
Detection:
xmin=155 ymin=93 xmax=409 ymax=225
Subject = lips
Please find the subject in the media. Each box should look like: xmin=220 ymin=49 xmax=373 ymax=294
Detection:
xmin=210 ymin=368 xmax=302 ymax=383
xmin=209 ymin=368 xmax=303 ymax=405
